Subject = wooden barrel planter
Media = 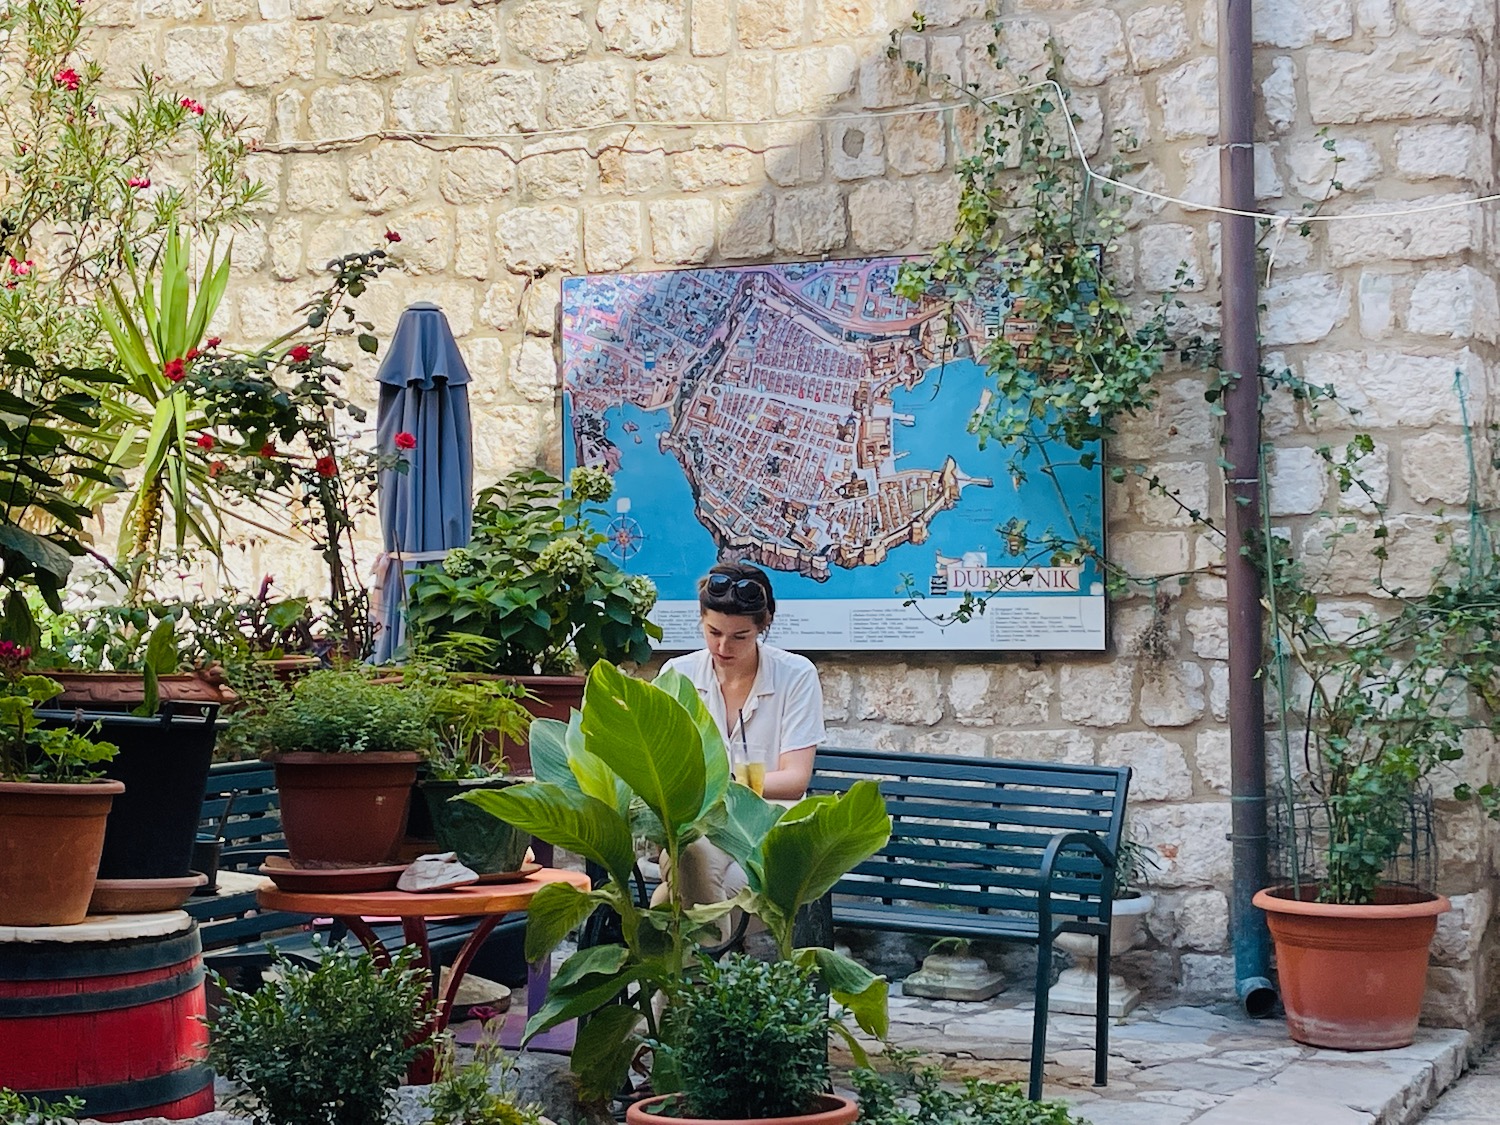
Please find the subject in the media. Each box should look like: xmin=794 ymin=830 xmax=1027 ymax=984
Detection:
xmin=0 ymin=913 xmax=214 ymax=1121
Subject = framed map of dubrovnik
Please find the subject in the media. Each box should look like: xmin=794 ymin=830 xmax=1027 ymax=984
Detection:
xmin=560 ymin=258 xmax=1107 ymax=652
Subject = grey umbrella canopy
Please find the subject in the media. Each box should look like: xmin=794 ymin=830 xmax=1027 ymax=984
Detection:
xmin=372 ymin=301 xmax=474 ymax=663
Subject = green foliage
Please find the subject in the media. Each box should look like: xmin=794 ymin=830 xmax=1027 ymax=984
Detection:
xmin=0 ymin=352 xmax=122 ymax=626
xmin=0 ymin=645 xmax=117 ymax=782
xmin=854 ymin=1050 xmax=1084 ymax=1125
xmin=423 ymin=1035 xmax=547 ymax=1125
xmin=666 ymin=956 xmax=830 ymax=1121
xmin=405 ymin=664 xmax=533 ymax=781
xmin=407 ymin=467 xmax=661 ymax=675
xmin=460 ymin=661 xmax=891 ymax=1105
xmin=0 ymin=1088 xmax=84 ymax=1124
xmin=1113 ymin=828 xmax=1161 ymax=900
xmin=0 ymin=0 xmax=262 ymax=368
xmin=206 ymin=941 xmax=430 ymax=1125
xmin=227 ymin=668 xmax=436 ymax=756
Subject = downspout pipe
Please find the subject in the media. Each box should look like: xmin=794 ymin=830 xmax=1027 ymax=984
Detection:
xmin=1218 ymin=0 xmax=1277 ymax=1019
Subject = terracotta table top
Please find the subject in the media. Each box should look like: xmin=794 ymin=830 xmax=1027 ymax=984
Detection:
xmin=256 ymin=867 xmax=590 ymax=917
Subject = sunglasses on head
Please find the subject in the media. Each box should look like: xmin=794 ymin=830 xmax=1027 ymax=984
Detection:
xmin=707 ymin=573 xmax=767 ymax=609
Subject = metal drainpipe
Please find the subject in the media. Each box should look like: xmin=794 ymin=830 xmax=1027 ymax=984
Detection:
xmin=1218 ymin=0 xmax=1277 ymax=1018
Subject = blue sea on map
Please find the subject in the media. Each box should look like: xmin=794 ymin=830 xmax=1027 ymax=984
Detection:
xmin=583 ymin=357 xmax=1102 ymax=603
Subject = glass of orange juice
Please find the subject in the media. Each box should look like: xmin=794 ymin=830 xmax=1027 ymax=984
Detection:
xmin=731 ymin=738 xmax=775 ymax=796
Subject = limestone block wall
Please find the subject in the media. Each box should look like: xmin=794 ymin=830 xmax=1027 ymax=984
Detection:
xmin=88 ymin=0 xmax=1500 ymax=1023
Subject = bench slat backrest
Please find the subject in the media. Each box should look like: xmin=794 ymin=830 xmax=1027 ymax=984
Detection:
xmin=200 ymin=760 xmax=285 ymax=870
xmin=808 ymin=747 xmax=1131 ymax=923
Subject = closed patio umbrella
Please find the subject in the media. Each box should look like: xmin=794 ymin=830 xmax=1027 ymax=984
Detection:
xmin=372 ymin=302 xmax=473 ymax=663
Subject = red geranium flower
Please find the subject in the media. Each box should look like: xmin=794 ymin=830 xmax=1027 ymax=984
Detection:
xmin=180 ymin=97 xmax=205 ymax=116
xmin=53 ymin=68 xmax=80 ymax=91
xmin=163 ymin=357 xmax=186 ymax=382
xmin=206 ymin=336 xmax=222 ymax=348
xmin=394 ymin=431 xmax=417 ymax=450
xmin=315 ymin=455 xmax=338 ymax=478
xmin=185 ymin=347 xmax=200 ymax=361
xmin=127 ymin=176 xmax=150 ymax=189
xmin=384 ymin=230 xmax=401 ymax=243
xmin=287 ymin=344 xmax=312 ymax=363
xmin=208 ymin=460 xmax=226 ymax=478
xmin=259 ymin=442 xmax=276 ymax=458
xmin=195 ymin=433 xmax=215 ymax=450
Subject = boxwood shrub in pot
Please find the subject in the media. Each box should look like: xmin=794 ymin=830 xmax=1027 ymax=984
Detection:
xmin=627 ymin=955 xmax=856 ymax=1125
xmin=228 ymin=668 xmax=436 ymax=865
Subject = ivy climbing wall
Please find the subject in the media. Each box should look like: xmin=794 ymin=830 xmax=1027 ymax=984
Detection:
xmin=90 ymin=0 xmax=1500 ymax=1025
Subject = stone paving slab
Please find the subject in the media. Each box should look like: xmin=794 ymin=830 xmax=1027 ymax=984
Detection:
xmin=836 ymin=987 xmax=1475 ymax=1125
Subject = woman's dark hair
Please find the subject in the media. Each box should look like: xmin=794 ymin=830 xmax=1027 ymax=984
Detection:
xmin=698 ymin=562 xmax=776 ymax=627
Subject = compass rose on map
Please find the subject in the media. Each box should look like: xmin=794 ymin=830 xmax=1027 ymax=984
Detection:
xmin=606 ymin=497 xmax=645 ymax=562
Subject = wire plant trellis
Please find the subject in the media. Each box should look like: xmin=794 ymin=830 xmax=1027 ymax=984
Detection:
xmin=1269 ymin=783 xmax=1437 ymax=895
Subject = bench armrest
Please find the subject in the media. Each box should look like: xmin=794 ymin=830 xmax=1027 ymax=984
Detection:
xmin=1037 ymin=831 xmax=1117 ymax=937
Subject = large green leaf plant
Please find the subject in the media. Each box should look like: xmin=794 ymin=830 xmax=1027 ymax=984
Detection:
xmin=463 ymin=662 xmax=892 ymax=1103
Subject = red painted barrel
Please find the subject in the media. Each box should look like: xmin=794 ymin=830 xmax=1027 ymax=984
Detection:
xmin=0 ymin=914 xmax=214 ymax=1121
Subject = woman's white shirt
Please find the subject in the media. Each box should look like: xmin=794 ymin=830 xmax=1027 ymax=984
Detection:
xmin=661 ymin=643 xmax=826 ymax=755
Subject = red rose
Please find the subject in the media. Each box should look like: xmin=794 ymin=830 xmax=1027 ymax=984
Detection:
xmin=163 ymin=357 xmax=186 ymax=382
xmin=208 ymin=460 xmax=226 ymax=478
xmin=315 ymin=455 xmax=338 ymax=478
xmin=180 ymin=97 xmax=205 ymax=116
xmin=196 ymin=433 xmax=215 ymax=450
xmin=206 ymin=336 xmax=222 ymax=348
xmin=127 ymin=176 xmax=150 ymax=189
xmin=53 ymin=68 xmax=80 ymax=91
xmin=259 ymin=442 xmax=276 ymax=458
xmin=394 ymin=431 xmax=417 ymax=450
xmin=384 ymin=230 xmax=401 ymax=243
xmin=287 ymin=344 xmax=312 ymax=363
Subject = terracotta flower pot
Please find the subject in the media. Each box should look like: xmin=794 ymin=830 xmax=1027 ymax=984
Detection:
xmin=625 ymin=1094 xmax=859 ymax=1125
xmin=504 ymin=675 xmax=585 ymax=776
xmin=44 ymin=670 xmax=230 ymax=710
xmin=270 ymin=751 xmax=420 ymax=866
xmin=0 ymin=779 xmax=125 ymax=926
xmin=1254 ymin=884 xmax=1450 ymax=1050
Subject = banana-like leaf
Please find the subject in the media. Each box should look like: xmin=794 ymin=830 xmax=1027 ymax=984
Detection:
xmin=653 ymin=666 xmax=729 ymax=817
xmin=828 ymin=1018 xmax=874 ymax=1070
xmin=757 ymin=780 xmax=890 ymax=920
xmin=579 ymin=662 xmax=705 ymax=839
xmin=570 ymin=1004 xmax=644 ymax=1105
xmin=570 ymin=742 xmax=630 ymax=821
xmin=793 ymin=945 xmax=889 ymax=1040
xmin=522 ymin=945 xmax=634 ymax=1040
xmin=462 ymin=781 xmax=635 ymax=888
xmin=528 ymin=718 xmax=578 ymax=791
xmin=703 ymin=784 xmax=784 ymax=877
xmin=523 ymin=879 xmax=603 ymax=962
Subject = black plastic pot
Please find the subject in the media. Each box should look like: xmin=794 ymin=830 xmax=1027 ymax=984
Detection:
xmin=39 ymin=704 xmax=220 ymax=880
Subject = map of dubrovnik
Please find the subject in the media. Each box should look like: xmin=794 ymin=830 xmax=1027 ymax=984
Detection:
xmin=561 ymin=258 xmax=1106 ymax=652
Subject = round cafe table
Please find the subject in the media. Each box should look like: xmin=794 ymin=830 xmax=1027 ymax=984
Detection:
xmin=258 ymin=867 xmax=590 ymax=1082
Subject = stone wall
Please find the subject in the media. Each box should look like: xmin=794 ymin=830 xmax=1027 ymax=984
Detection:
xmin=91 ymin=0 xmax=1500 ymax=1025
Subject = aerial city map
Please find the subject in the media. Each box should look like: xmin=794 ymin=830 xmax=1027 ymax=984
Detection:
xmin=560 ymin=258 xmax=1106 ymax=652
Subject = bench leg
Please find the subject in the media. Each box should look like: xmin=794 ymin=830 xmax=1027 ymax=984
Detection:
xmin=1030 ymin=935 xmax=1053 ymax=1101
xmin=1094 ymin=933 xmax=1110 ymax=1088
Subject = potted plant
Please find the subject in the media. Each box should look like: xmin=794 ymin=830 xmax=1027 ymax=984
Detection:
xmin=415 ymin=670 xmax=535 ymax=877
xmin=462 ymin=661 xmax=891 ymax=1106
xmin=629 ymin=955 xmax=856 ymax=1125
xmin=423 ymin=1032 xmax=547 ymax=1125
xmin=1255 ymin=528 xmax=1500 ymax=1048
xmin=406 ymin=467 xmax=661 ymax=773
xmin=1049 ymin=829 xmax=1159 ymax=1020
xmin=0 ymin=644 xmax=121 ymax=926
xmin=207 ymin=940 xmax=430 ymax=1125
xmin=227 ymin=668 xmax=436 ymax=865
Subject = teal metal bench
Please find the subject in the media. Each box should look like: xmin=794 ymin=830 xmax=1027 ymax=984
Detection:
xmin=805 ymin=747 xmax=1131 ymax=1100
